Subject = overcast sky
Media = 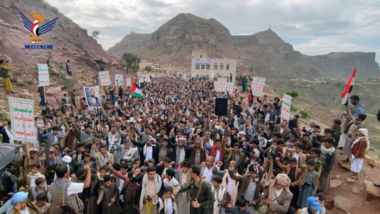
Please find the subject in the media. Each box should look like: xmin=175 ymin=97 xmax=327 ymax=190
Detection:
xmin=46 ymin=0 xmax=380 ymax=64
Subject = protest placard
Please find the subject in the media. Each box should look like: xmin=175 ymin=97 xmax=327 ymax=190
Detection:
xmin=126 ymin=78 xmax=131 ymax=87
xmin=281 ymin=94 xmax=292 ymax=121
xmin=38 ymin=64 xmax=49 ymax=86
xmin=115 ymin=74 xmax=123 ymax=85
xmin=250 ymin=76 xmax=266 ymax=96
xmin=8 ymin=98 xmax=37 ymax=143
xmin=226 ymin=83 xmax=234 ymax=94
xmin=99 ymin=71 xmax=111 ymax=86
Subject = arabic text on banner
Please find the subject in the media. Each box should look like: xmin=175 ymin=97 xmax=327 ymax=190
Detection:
xmin=8 ymin=98 xmax=37 ymax=143
xmin=250 ymin=76 xmax=266 ymax=96
xmin=38 ymin=64 xmax=49 ymax=86
xmin=99 ymin=71 xmax=111 ymax=86
xmin=281 ymin=94 xmax=292 ymax=122
xmin=216 ymin=78 xmax=227 ymax=92
xmin=226 ymin=83 xmax=234 ymax=94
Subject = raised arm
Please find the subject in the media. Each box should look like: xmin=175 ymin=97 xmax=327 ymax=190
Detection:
xmin=109 ymin=165 xmax=127 ymax=180
xmin=227 ymin=161 xmax=243 ymax=182
xmin=346 ymin=104 xmax=354 ymax=120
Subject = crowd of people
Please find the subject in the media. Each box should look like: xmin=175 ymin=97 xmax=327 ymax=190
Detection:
xmin=0 ymin=76 xmax=370 ymax=214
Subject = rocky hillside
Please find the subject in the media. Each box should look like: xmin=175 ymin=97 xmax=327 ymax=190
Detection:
xmin=108 ymin=13 xmax=380 ymax=80
xmin=306 ymin=52 xmax=380 ymax=80
xmin=0 ymin=0 xmax=132 ymax=118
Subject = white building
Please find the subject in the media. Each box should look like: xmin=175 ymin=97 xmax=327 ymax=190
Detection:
xmin=191 ymin=51 xmax=237 ymax=85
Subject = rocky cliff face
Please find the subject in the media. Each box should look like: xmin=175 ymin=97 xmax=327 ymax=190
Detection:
xmin=306 ymin=52 xmax=380 ymax=79
xmin=108 ymin=13 xmax=380 ymax=80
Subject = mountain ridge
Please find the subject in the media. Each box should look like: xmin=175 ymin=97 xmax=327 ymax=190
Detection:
xmin=108 ymin=13 xmax=380 ymax=80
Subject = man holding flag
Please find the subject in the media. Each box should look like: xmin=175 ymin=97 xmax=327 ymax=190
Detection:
xmin=338 ymin=69 xmax=367 ymax=163
xmin=130 ymin=81 xmax=143 ymax=100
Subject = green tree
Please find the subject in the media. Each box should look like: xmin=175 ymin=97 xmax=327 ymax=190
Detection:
xmin=132 ymin=65 xmax=140 ymax=73
xmin=144 ymin=66 xmax=152 ymax=72
xmin=122 ymin=52 xmax=141 ymax=72
xmin=286 ymin=90 xmax=299 ymax=98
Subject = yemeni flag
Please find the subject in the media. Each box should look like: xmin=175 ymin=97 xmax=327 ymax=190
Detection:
xmin=130 ymin=81 xmax=142 ymax=100
xmin=341 ymin=69 xmax=356 ymax=106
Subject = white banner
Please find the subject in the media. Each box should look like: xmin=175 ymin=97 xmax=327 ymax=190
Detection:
xmin=84 ymin=86 xmax=101 ymax=108
xmin=226 ymin=83 xmax=234 ymax=94
xmin=281 ymin=94 xmax=292 ymax=122
xmin=251 ymin=76 xmax=266 ymax=97
xmin=8 ymin=97 xmax=37 ymax=143
xmin=38 ymin=64 xmax=49 ymax=86
xmin=217 ymin=78 xmax=227 ymax=92
xmin=145 ymin=76 xmax=151 ymax=82
xmin=126 ymin=78 xmax=131 ymax=87
xmin=115 ymin=74 xmax=123 ymax=85
xmin=99 ymin=71 xmax=111 ymax=86
xmin=214 ymin=81 xmax=219 ymax=91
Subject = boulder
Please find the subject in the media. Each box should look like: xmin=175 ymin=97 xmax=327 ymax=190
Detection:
xmin=335 ymin=175 xmax=341 ymax=179
xmin=334 ymin=196 xmax=354 ymax=212
xmin=339 ymin=161 xmax=351 ymax=170
xmin=364 ymin=155 xmax=376 ymax=168
xmin=363 ymin=180 xmax=380 ymax=200
xmin=346 ymin=177 xmax=356 ymax=183
xmin=352 ymin=186 xmax=361 ymax=194
xmin=331 ymin=180 xmax=343 ymax=188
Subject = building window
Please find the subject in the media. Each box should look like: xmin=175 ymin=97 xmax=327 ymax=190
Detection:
xmin=201 ymin=65 xmax=205 ymax=69
xmin=200 ymin=55 xmax=202 ymax=58
xmin=206 ymin=65 xmax=210 ymax=69
xmin=220 ymin=63 xmax=223 ymax=70
xmin=196 ymin=64 xmax=200 ymax=70
xmin=226 ymin=64 xmax=230 ymax=70
xmin=214 ymin=63 xmax=218 ymax=70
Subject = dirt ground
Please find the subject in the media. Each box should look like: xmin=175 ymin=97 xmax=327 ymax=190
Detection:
xmin=322 ymin=152 xmax=380 ymax=214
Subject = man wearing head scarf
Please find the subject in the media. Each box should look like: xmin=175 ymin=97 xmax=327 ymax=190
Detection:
xmin=263 ymin=174 xmax=293 ymax=214
xmin=350 ymin=128 xmax=370 ymax=180
xmin=6 ymin=192 xmax=30 ymax=214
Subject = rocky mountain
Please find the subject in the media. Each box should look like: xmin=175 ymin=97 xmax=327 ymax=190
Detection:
xmin=108 ymin=13 xmax=380 ymax=80
xmin=0 ymin=0 xmax=126 ymax=71
xmin=0 ymin=0 xmax=135 ymax=121
xmin=0 ymin=0 xmax=132 ymax=118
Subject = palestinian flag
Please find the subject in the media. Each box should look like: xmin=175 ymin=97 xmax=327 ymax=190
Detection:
xmin=130 ymin=82 xmax=142 ymax=100
xmin=341 ymin=69 xmax=356 ymax=106
xmin=248 ymin=89 xmax=253 ymax=102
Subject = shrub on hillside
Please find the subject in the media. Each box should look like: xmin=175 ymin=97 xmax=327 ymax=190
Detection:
xmin=286 ymin=90 xmax=299 ymax=98
xmin=300 ymin=111 xmax=310 ymax=119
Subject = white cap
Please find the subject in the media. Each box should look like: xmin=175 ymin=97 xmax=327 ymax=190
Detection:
xmin=238 ymin=131 xmax=246 ymax=135
xmin=62 ymin=156 xmax=72 ymax=164
xmin=178 ymin=137 xmax=187 ymax=141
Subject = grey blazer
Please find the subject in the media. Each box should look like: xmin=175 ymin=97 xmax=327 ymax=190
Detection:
xmin=114 ymin=144 xmax=139 ymax=164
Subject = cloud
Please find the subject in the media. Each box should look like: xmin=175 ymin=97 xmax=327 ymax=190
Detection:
xmin=45 ymin=0 xmax=380 ymax=63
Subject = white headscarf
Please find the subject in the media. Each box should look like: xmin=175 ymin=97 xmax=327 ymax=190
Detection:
xmin=351 ymin=128 xmax=370 ymax=150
